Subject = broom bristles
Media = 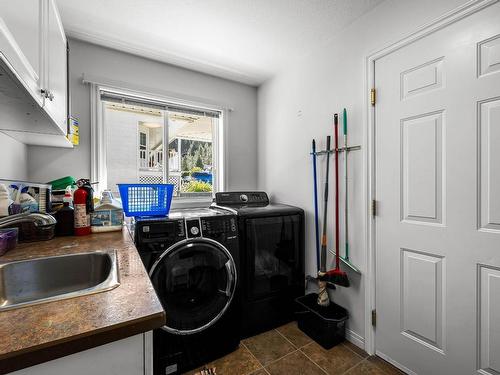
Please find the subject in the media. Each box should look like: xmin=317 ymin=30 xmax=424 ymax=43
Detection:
xmin=325 ymin=269 xmax=350 ymax=287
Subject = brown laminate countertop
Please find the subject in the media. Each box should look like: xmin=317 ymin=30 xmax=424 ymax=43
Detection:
xmin=0 ymin=230 xmax=166 ymax=374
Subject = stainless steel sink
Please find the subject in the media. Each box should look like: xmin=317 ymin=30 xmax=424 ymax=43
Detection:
xmin=0 ymin=250 xmax=120 ymax=311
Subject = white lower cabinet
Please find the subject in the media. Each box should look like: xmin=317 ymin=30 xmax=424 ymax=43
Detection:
xmin=11 ymin=332 xmax=153 ymax=375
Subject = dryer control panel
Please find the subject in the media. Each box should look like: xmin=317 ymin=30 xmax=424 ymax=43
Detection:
xmin=215 ymin=191 xmax=269 ymax=205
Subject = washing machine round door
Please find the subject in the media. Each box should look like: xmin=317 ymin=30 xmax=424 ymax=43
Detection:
xmin=149 ymin=237 xmax=237 ymax=335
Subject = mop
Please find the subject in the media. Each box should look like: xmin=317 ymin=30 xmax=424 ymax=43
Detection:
xmin=317 ymin=135 xmax=332 ymax=306
xmin=306 ymin=139 xmax=336 ymax=292
xmin=312 ymin=139 xmax=321 ymax=272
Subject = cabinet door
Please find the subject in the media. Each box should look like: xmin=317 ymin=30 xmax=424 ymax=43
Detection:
xmin=11 ymin=333 xmax=148 ymax=375
xmin=0 ymin=0 xmax=43 ymax=104
xmin=42 ymin=0 xmax=67 ymax=134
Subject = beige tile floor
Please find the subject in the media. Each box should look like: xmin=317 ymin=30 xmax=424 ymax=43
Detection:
xmin=186 ymin=321 xmax=405 ymax=375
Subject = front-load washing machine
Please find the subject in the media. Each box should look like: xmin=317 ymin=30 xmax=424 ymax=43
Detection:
xmin=132 ymin=208 xmax=240 ymax=375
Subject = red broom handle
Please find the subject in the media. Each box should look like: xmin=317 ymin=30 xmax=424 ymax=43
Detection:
xmin=334 ymin=114 xmax=340 ymax=270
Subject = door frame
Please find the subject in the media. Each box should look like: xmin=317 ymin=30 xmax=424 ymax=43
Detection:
xmin=363 ymin=0 xmax=498 ymax=358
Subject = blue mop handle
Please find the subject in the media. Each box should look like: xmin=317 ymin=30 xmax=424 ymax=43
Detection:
xmin=312 ymin=139 xmax=320 ymax=272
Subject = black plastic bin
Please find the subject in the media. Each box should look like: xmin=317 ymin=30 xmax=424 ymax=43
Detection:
xmin=295 ymin=293 xmax=348 ymax=349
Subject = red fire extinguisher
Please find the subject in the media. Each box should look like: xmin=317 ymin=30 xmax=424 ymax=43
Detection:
xmin=74 ymin=179 xmax=94 ymax=236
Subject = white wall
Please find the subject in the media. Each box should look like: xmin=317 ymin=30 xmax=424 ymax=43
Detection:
xmin=0 ymin=132 xmax=28 ymax=181
xmin=257 ymin=0 xmax=469 ymax=342
xmin=28 ymin=39 xmax=258 ymax=190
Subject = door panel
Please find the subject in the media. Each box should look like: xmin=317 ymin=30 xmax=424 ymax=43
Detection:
xmin=401 ymin=57 xmax=444 ymax=100
xmin=401 ymin=111 xmax=444 ymax=224
xmin=375 ymin=3 xmax=500 ymax=374
xmin=401 ymin=249 xmax=445 ymax=353
xmin=478 ymin=34 xmax=500 ymax=77
xmin=478 ymin=265 xmax=500 ymax=374
xmin=479 ymin=98 xmax=500 ymax=232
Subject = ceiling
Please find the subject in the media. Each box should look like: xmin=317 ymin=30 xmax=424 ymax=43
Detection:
xmin=56 ymin=0 xmax=384 ymax=86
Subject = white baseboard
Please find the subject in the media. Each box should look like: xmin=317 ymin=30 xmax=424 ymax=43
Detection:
xmin=345 ymin=329 xmax=365 ymax=351
xmin=376 ymin=350 xmax=416 ymax=375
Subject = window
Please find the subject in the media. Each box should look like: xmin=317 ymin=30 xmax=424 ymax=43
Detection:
xmin=93 ymin=87 xmax=224 ymax=202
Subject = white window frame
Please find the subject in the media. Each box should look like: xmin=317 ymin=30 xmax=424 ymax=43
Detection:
xmin=90 ymin=83 xmax=227 ymax=208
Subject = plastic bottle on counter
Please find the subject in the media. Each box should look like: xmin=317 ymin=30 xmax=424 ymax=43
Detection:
xmin=19 ymin=188 xmax=39 ymax=213
xmin=91 ymin=190 xmax=123 ymax=233
xmin=0 ymin=184 xmax=13 ymax=217
xmin=55 ymin=187 xmax=74 ymax=236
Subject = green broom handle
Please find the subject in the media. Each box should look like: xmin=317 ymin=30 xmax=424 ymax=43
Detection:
xmin=343 ymin=108 xmax=350 ymax=261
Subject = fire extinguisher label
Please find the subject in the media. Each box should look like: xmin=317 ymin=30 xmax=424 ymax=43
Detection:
xmin=74 ymin=204 xmax=90 ymax=228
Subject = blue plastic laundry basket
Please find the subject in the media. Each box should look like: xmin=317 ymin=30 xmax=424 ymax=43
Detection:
xmin=117 ymin=184 xmax=174 ymax=217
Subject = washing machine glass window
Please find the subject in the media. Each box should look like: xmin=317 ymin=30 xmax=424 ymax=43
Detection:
xmin=149 ymin=237 xmax=237 ymax=335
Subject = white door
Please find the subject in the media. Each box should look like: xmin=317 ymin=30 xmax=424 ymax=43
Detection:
xmin=375 ymin=3 xmax=500 ymax=375
xmin=42 ymin=0 xmax=67 ymax=134
xmin=0 ymin=0 xmax=43 ymax=105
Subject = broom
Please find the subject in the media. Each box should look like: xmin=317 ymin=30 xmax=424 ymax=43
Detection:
xmin=325 ymin=114 xmax=350 ymax=287
xmin=341 ymin=108 xmax=360 ymax=274
xmin=317 ymin=135 xmax=332 ymax=307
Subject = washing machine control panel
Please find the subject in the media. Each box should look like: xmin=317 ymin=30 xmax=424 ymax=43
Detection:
xmin=201 ymin=216 xmax=238 ymax=241
xmin=134 ymin=218 xmax=185 ymax=253
xmin=185 ymin=217 xmax=237 ymax=240
xmin=186 ymin=219 xmax=202 ymax=239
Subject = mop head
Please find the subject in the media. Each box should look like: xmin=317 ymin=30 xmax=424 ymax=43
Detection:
xmin=324 ymin=269 xmax=350 ymax=287
xmin=317 ymin=276 xmax=330 ymax=306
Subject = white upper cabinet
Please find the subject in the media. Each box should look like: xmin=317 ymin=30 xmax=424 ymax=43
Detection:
xmin=42 ymin=0 xmax=68 ymax=134
xmin=0 ymin=0 xmax=43 ymax=105
xmin=0 ymin=0 xmax=71 ymax=147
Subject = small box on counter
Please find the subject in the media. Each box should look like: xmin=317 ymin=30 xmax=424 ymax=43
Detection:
xmin=0 ymin=179 xmax=52 ymax=216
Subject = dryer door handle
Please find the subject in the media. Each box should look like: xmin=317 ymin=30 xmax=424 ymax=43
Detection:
xmin=224 ymin=260 xmax=235 ymax=297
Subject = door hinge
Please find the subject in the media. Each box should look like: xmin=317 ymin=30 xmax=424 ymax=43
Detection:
xmin=371 ymin=199 xmax=377 ymax=217
xmin=370 ymin=88 xmax=376 ymax=106
xmin=371 ymin=309 xmax=377 ymax=327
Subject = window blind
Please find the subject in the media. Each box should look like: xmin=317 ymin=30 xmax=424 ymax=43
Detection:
xmin=100 ymin=90 xmax=221 ymax=118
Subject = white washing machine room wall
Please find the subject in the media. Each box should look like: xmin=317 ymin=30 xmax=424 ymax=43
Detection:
xmin=368 ymin=1 xmax=500 ymax=374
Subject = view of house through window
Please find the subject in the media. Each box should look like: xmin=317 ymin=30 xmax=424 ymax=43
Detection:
xmin=102 ymin=94 xmax=220 ymax=199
